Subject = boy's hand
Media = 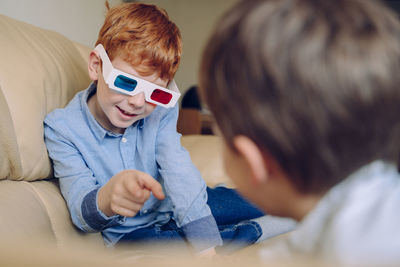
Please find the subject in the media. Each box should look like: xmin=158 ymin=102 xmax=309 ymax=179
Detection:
xmin=98 ymin=170 xmax=165 ymax=217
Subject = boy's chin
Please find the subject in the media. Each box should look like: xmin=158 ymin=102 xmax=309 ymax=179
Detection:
xmin=114 ymin=117 xmax=141 ymax=128
xmin=114 ymin=112 xmax=150 ymax=125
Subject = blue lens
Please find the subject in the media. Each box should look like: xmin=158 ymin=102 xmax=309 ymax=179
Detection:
xmin=114 ymin=75 xmax=137 ymax=92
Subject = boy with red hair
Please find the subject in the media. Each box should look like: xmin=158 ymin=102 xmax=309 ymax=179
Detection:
xmin=44 ymin=2 xmax=295 ymax=256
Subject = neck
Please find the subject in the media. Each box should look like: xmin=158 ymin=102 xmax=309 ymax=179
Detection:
xmin=288 ymin=191 xmax=324 ymax=221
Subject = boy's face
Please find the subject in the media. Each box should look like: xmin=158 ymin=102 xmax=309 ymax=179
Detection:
xmin=221 ymin=137 xmax=299 ymax=218
xmin=90 ymin=55 xmax=168 ymax=134
xmin=222 ymin=142 xmax=270 ymax=211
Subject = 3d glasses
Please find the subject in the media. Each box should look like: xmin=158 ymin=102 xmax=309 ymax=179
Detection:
xmin=95 ymin=44 xmax=181 ymax=108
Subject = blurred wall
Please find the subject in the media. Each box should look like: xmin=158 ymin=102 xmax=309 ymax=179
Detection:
xmin=140 ymin=0 xmax=238 ymax=93
xmin=0 ymin=0 xmax=237 ymax=95
xmin=0 ymin=0 xmax=122 ymax=48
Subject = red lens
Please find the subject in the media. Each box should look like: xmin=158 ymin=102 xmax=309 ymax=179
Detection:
xmin=150 ymin=89 xmax=173 ymax=104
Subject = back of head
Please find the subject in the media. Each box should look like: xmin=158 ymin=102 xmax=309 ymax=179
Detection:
xmin=200 ymin=0 xmax=400 ymax=193
xmin=96 ymin=2 xmax=182 ymax=80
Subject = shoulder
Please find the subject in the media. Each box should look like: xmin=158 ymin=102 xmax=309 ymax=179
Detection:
xmin=44 ymin=89 xmax=87 ymax=132
xmin=295 ymin=162 xmax=400 ymax=263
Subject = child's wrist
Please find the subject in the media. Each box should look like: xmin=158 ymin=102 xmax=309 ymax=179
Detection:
xmin=97 ymin=186 xmax=114 ymax=217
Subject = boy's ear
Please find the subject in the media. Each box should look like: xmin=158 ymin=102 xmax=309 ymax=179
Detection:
xmin=232 ymin=135 xmax=272 ymax=185
xmin=88 ymin=51 xmax=101 ymax=81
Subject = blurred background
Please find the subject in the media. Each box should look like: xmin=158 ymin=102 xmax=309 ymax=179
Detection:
xmin=385 ymin=0 xmax=400 ymax=13
xmin=1 ymin=0 xmax=399 ymax=97
xmin=0 ymin=0 xmax=238 ymax=97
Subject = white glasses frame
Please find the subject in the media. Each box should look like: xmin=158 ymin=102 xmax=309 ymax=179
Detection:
xmin=94 ymin=44 xmax=181 ymax=108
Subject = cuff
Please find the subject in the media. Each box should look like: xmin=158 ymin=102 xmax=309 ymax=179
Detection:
xmin=81 ymin=189 xmax=125 ymax=231
xmin=181 ymin=215 xmax=223 ymax=252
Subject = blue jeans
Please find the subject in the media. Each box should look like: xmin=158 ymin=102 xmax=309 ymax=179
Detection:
xmin=118 ymin=187 xmax=264 ymax=254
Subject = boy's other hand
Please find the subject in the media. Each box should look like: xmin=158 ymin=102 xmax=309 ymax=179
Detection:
xmin=98 ymin=170 xmax=165 ymax=217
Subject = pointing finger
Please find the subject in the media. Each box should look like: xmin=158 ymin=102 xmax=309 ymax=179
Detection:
xmin=140 ymin=175 xmax=165 ymax=200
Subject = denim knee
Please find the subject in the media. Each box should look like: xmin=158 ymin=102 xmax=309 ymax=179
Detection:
xmin=217 ymin=221 xmax=262 ymax=254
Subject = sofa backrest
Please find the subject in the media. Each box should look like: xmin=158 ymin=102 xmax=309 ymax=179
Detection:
xmin=0 ymin=15 xmax=92 ymax=181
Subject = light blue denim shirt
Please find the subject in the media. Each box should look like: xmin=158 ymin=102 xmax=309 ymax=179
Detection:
xmin=44 ymin=83 xmax=222 ymax=251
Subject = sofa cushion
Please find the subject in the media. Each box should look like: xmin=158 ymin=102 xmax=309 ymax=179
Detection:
xmin=0 ymin=86 xmax=21 ymax=179
xmin=0 ymin=15 xmax=91 ymax=181
xmin=0 ymin=179 xmax=103 ymax=248
xmin=28 ymin=180 xmax=104 ymax=248
xmin=181 ymin=135 xmax=234 ymax=188
xmin=0 ymin=180 xmax=55 ymax=241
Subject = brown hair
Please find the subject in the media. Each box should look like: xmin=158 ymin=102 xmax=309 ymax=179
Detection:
xmin=96 ymin=2 xmax=182 ymax=80
xmin=200 ymin=0 xmax=400 ymax=193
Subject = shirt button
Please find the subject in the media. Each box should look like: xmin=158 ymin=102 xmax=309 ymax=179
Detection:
xmin=121 ymin=137 xmax=127 ymax=143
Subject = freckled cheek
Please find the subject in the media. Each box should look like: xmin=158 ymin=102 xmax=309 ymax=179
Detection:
xmin=146 ymin=102 xmax=157 ymax=108
xmin=144 ymin=102 xmax=157 ymax=114
xmin=106 ymin=91 xmax=126 ymax=104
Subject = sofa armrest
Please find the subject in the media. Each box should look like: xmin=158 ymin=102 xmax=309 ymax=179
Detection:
xmin=0 ymin=179 xmax=103 ymax=249
xmin=0 ymin=180 xmax=55 ymax=242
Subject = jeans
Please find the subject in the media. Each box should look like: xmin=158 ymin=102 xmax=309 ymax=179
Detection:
xmin=118 ymin=187 xmax=265 ymax=254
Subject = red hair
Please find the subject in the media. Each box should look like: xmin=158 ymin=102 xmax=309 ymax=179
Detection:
xmin=96 ymin=2 xmax=182 ymax=80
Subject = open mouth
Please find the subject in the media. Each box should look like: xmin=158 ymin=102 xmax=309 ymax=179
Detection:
xmin=117 ymin=106 xmax=137 ymax=117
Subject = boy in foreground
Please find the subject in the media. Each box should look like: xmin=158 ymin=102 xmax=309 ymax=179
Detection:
xmin=44 ymin=2 xmax=295 ymax=257
xmin=200 ymin=0 xmax=400 ymax=265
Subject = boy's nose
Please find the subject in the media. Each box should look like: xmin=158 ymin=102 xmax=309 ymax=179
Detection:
xmin=128 ymin=92 xmax=146 ymax=108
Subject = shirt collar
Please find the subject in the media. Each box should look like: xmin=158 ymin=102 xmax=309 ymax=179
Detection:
xmin=80 ymin=82 xmax=145 ymax=142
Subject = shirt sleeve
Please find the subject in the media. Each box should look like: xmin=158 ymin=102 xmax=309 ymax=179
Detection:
xmin=44 ymin=118 xmax=124 ymax=232
xmin=155 ymin=105 xmax=223 ymax=251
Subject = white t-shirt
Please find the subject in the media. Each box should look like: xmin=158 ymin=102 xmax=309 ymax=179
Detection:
xmin=260 ymin=161 xmax=400 ymax=266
